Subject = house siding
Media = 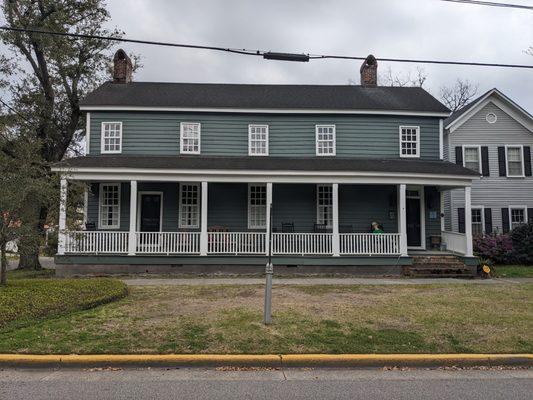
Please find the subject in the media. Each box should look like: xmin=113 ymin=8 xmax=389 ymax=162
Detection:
xmin=89 ymin=112 xmax=441 ymax=159
xmin=445 ymin=102 xmax=533 ymax=233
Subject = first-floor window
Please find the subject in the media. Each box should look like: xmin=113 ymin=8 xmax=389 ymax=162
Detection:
xmin=510 ymin=207 xmax=526 ymax=230
xmin=316 ymin=185 xmax=333 ymax=227
xmin=179 ymin=184 xmax=200 ymax=228
xmin=248 ymin=184 xmax=267 ymax=229
xmin=99 ymin=183 xmax=120 ymax=229
xmin=471 ymin=208 xmax=483 ymax=236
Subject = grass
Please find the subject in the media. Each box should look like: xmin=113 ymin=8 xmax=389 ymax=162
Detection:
xmin=7 ymin=268 xmax=55 ymax=280
xmin=0 ymin=283 xmax=531 ymax=354
xmin=0 ymin=278 xmax=128 ymax=332
xmin=493 ymin=265 xmax=533 ymax=278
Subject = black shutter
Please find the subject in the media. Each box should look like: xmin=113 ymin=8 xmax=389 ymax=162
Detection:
xmin=498 ymin=147 xmax=506 ymax=176
xmin=481 ymin=146 xmax=490 ymax=177
xmin=458 ymin=208 xmax=465 ymax=233
xmin=528 ymin=208 xmax=533 ymax=224
xmin=484 ymin=208 xmax=492 ymax=234
xmin=501 ymin=208 xmax=510 ymax=233
xmin=524 ymin=146 xmax=532 ymax=177
xmin=455 ymin=146 xmax=463 ymax=166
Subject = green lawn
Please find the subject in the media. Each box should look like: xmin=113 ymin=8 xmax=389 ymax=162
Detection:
xmin=0 ymin=283 xmax=531 ymax=354
xmin=493 ymin=265 xmax=533 ymax=278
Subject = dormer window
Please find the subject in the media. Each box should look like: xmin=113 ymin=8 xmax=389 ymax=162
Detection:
xmin=249 ymin=125 xmax=269 ymax=156
xmin=180 ymin=122 xmax=201 ymax=154
xmin=316 ymin=125 xmax=336 ymax=156
xmin=399 ymin=126 xmax=420 ymax=158
xmin=101 ymin=122 xmax=122 ymax=154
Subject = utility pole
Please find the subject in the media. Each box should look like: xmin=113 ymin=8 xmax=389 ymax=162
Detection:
xmin=264 ymin=203 xmax=273 ymax=325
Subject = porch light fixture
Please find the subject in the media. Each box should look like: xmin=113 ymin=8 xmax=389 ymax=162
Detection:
xmin=263 ymin=52 xmax=310 ymax=62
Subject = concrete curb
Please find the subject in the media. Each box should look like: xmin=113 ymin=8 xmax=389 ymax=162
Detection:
xmin=0 ymin=354 xmax=532 ymax=368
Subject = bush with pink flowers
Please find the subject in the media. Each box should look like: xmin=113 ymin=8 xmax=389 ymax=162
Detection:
xmin=473 ymin=234 xmax=515 ymax=264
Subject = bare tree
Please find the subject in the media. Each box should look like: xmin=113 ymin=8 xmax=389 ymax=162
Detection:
xmin=439 ymin=79 xmax=479 ymax=112
xmin=379 ymin=66 xmax=428 ymax=88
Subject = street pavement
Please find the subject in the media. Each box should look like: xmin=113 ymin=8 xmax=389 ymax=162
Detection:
xmin=0 ymin=367 xmax=531 ymax=400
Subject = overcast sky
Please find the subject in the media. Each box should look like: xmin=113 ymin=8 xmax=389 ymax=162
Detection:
xmin=102 ymin=0 xmax=533 ymax=113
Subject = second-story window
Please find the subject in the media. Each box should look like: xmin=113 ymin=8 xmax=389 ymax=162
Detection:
xmin=101 ymin=122 xmax=122 ymax=154
xmin=249 ymin=125 xmax=269 ymax=156
xmin=506 ymin=146 xmax=524 ymax=177
xmin=463 ymin=146 xmax=481 ymax=173
xmin=316 ymin=125 xmax=336 ymax=156
xmin=399 ymin=126 xmax=420 ymax=158
xmin=180 ymin=122 xmax=201 ymax=154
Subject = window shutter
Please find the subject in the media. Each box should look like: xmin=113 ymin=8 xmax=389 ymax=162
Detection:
xmin=455 ymin=146 xmax=463 ymax=166
xmin=484 ymin=208 xmax=492 ymax=234
xmin=524 ymin=146 xmax=532 ymax=177
xmin=528 ymin=208 xmax=533 ymax=224
xmin=458 ymin=208 xmax=465 ymax=233
xmin=498 ymin=147 xmax=506 ymax=176
xmin=481 ymin=146 xmax=490 ymax=177
xmin=501 ymin=208 xmax=510 ymax=233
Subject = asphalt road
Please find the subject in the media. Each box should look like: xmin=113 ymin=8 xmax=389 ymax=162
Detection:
xmin=1 ymin=367 xmax=531 ymax=400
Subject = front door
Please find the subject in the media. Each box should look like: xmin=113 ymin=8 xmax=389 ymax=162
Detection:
xmin=406 ymin=197 xmax=421 ymax=247
xmin=140 ymin=194 xmax=161 ymax=232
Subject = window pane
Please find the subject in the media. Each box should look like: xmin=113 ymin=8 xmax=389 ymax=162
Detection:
xmin=464 ymin=148 xmax=480 ymax=172
xmin=400 ymin=127 xmax=418 ymax=157
xmin=471 ymin=209 xmax=483 ymax=236
xmin=249 ymin=125 xmax=268 ymax=155
xmin=102 ymin=122 xmax=121 ymax=153
xmin=99 ymin=184 xmax=120 ymax=228
xmin=507 ymin=147 xmax=523 ymax=176
xmin=180 ymin=184 xmax=199 ymax=228
xmin=181 ymin=123 xmax=200 ymax=154
xmin=510 ymin=208 xmax=525 ymax=230
xmin=316 ymin=126 xmax=335 ymax=155
xmin=249 ymin=185 xmax=266 ymax=228
xmin=317 ymin=185 xmax=333 ymax=227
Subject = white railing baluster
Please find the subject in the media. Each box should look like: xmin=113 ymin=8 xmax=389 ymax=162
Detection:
xmin=338 ymin=233 xmax=401 ymax=256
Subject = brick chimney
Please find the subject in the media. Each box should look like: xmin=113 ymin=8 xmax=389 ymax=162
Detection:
xmin=360 ymin=54 xmax=378 ymax=87
xmin=113 ymin=49 xmax=133 ymax=83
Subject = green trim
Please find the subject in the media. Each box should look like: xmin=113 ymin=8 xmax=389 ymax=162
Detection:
xmin=461 ymin=256 xmax=480 ymax=266
xmin=55 ymin=255 xmax=411 ymax=266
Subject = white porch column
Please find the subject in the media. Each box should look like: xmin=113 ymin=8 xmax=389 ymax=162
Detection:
xmin=82 ymin=186 xmax=89 ymax=226
xmin=128 ymin=180 xmax=138 ymax=255
xmin=332 ymin=183 xmax=340 ymax=256
xmin=398 ymin=184 xmax=408 ymax=257
xmin=464 ymin=186 xmax=473 ymax=257
xmin=57 ymin=177 xmax=68 ymax=255
xmin=200 ymin=181 xmax=208 ymax=256
xmin=265 ymin=182 xmax=273 ymax=256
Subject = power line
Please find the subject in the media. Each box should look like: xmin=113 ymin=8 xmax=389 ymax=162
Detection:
xmin=439 ymin=0 xmax=533 ymax=10
xmin=1 ymin=25 xmax=533 ymax=70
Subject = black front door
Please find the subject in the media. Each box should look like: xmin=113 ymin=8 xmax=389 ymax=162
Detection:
xmin=140 ymin=194 xmax=161 ymax=232
xmin=406 ymin=198 xmax=421 ymax=247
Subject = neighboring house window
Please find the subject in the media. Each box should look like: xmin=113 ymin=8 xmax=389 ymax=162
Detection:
xmin=509 ymin=207 xmax=527 ymax=230
xmin=180 ymin=122 xmax=201 ymax=154
xmin=101 ymin=122 xmax=122 ymax=153
xmin=399 ymin=126 xmax=420 ymax=158
xmin=471 ymin=207 xmax=484 ymax=236
xmin=316 ymin=185 xmax=333 ymax=227
xmin=463 ymin=146 xmax=481 ymax=173
xmin=98 ymin=183 xmax=120 ymax=229
xmin=249 ymin=125 xmax=269 ymax=156
xmin=248 ymin=184 xmax=267 ymax=229
xmin=506 ymin=146 xmax=524 ymax=177
xmin=179 ymin=184 xmax=200 ymax=228
xmin=316 ymin=125 xmax=336 ymax=156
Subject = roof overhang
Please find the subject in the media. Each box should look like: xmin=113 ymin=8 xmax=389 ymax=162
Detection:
xmin=445 ymin=89 xmax=533 ymax=133
xmin=80 ymin=105 xmax=450 ymax=118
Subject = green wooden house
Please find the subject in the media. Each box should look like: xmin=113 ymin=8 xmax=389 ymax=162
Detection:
xmin=52 ymin=51 xmax=479 ymax=275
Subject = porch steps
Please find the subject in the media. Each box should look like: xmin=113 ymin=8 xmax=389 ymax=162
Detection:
xmin=404 ymin=255 xmax=475 ymax=278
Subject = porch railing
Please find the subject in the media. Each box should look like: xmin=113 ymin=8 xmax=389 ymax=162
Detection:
xmin=208 ymin=232 xmax=266 ymax=254
xmin=272 ymin=232 xmax=332 ymax=255
xmin=64 ymin=231 xmax=129 ymax=254
xmin=339 ymin=233 xmax=401 ymax=255
xmin=135 ymin=232 xmax=200 ymax=254
xmin=441 ymin=231 xmax=466 ymax=255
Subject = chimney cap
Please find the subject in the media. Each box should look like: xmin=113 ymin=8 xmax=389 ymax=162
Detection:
xmin=360 ymin=54 xmax=377 ymax=72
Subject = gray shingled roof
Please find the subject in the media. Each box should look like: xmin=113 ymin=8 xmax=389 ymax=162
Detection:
xmin=80 ymin=82 xmax=450 ymax=113
xmin=56 ymin=155 xmax=477 ymax=176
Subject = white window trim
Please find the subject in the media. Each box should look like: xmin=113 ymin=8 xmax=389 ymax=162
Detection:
xmin=98 ymin=183 xmax=121 ymax=229
xmin=180 ymin=122 xmax=201 ymax=155
xmin=315 ymin=125 xmax=336 ymax=156
xmin=316 ymin=184 xmax=333 ymax=228
xmin=462 ymin=145 xmax=482 ymax=173
xmin=100 ymin=121 xmax=122 ymax=154
xmin=505 ymin=145 xmax=525 ymax=178
xmin=509 ymin=205 xmax=528 ymax=230
xmin=247 ymin=183 xmax=267 ymax=229
xmin=399 ymin=126 xmax=420 ymax=158
xmin=248 ymin=124 xmax=269 ymax=156
xmin=136 ymin=191 xmax=164 ymax=232
xmin=178 ymin=183 xmax=200 ymax=228
xmin=471 ymin=206 xmax=485 ymax=235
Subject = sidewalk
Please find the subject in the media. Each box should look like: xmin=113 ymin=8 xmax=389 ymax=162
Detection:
xmin=122 ymin=277 xmax=533 ymax=286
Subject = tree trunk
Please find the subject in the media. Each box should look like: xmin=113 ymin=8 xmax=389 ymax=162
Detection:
xmin=17 ymin=248 xmax=41 ymax=270
xmin=16 ymin=201 xmax=46 ymax=270
xmin=1 ymin=245 xmax=6 ymax=285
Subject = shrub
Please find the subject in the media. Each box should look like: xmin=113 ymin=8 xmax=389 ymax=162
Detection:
xmin=473 ymin=234 xmax=515 ymax=264
xmin=510 ymin=223 xmax=533 ymax=265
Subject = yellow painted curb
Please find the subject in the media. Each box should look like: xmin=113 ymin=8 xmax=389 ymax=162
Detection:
xmin=0 ymin=354 xmax=531 ymax=368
